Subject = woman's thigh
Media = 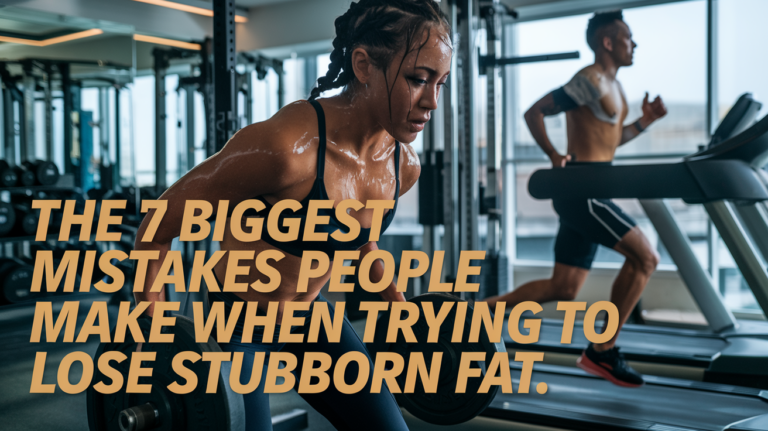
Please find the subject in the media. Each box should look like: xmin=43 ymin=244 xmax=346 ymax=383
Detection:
xmin=219 ymin=341 xmax=276 ymax=431
xmin=283 ymin=300 xmax=408 ymax=431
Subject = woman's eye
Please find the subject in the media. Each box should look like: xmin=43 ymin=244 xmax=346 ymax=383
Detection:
xmin=410 ymin=77 xmax=428 ymax=85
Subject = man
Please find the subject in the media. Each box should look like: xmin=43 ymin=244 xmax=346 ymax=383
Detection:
xmin=488 ymin=10 xmax=667 ymax=387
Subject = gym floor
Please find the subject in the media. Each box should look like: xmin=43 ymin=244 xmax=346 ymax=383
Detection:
xmin=0 ymin=297 xmax=559 ymax=431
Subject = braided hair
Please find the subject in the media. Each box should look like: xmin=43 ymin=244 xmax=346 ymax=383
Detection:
xmin=308 ymin=0 xmax=451 ymax=108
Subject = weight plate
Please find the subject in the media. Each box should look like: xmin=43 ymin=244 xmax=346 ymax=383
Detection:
xmin=369 ymin=293 xmax=505 ymax=426
xmin=0 ymin=258 xmax=39 ymax=303
xmin=0 ymin=168 xmax=17 ymax=187
xmin=0 ymin=202 xmax=16 ymax=236
xmin=15 ymin=167 xmax=35 ymax=187
xmin=35 ymin=161 xmax=59 ymax=185
xmin=87 ymin=315 xmax=245 ymax=431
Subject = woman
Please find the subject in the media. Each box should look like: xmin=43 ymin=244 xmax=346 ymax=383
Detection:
xmin=135 ymin=0 xmax=452 ymax=429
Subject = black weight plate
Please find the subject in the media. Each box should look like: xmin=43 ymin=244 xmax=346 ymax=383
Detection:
xmin=0 ymin=258 xmax=39 ymax=303
xmin=14 ymin=166 xmax=35 ymax=187
xmin=33 ymin=160 xmax=59 ymax=185
xmin=0 ymin=202 xmax=16 ymax=236
xmin=87 ymin=315 xmax=244 ymax=431
xmin=20 ymin=211 xmax=37 ymax=235
xmin=369 ymin=293 xmax=505 ymax=426
xmin=0 ymin=167 xmax=17 ymax=187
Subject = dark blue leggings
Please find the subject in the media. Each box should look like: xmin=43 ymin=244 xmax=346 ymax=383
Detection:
xmin=211 ymin=290 xmax=408 ymax=431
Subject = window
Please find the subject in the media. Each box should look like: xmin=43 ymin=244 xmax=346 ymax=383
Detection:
xmin=509 ymin=1 xmax=709 ymax=267
xmin=130 ymin=75 xmax=156 ymax=187
xmin=715 ymin=0 xmax=768 ymax=313
xmin=718 ymin=0 xmax=768 ymax=119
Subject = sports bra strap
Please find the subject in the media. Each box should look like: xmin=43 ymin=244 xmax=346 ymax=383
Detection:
xmin=394 ymin=141 xmax=401 ymax=182
xmin=309 ymin=100 xmax=327 ymax=179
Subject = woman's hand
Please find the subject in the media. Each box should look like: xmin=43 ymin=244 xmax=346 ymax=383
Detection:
xmin=357 ymin=242 xmax=406 ymax=302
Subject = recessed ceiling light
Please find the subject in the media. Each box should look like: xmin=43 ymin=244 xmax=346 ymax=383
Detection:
xmin=133 ymin=34 xmax=201 ymax=50
xmin=133 ymin=0 xmax=248 ymax=23
xmin=0 ymin=29 xmax=104 ymax=47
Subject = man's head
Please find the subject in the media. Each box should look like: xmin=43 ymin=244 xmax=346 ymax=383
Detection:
xmin=586 ymin=10 xmax=636 ymax=66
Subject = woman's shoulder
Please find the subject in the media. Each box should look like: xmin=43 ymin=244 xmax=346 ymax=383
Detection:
xmin=398 ymin=142 xmax=421 ymax=196
xmin=257 ymin=99 xmax=319 ymax=144
xmin=232 ymin=100 xmax=320 ymax=162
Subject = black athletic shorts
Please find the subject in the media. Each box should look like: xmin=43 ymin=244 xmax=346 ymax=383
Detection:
xmin=552 ymin=195 xmax=636 ymax=270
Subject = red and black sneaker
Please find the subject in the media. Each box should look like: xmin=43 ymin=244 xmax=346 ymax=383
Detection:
xmin=577 ymin=344 xmax=644 ymax=388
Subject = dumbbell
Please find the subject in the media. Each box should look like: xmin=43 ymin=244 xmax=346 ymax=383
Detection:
xmin=13 ymin=164 xmax=36 ymax=187
xmin=0 ymin=160 xmax=19 ymax=187
xmin=0 ymin=257 xmax=39 ymax=304
xmin=0 ymin=201 xmax=17 ymax=237
xmin=22 ymin=160 xmax=59 ymax=186
xmin=9 ymin=203 xmax=39 ymax=236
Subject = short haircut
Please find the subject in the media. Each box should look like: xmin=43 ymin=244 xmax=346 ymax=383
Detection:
xmin=586 ymin=10 xmax=624 ymax=52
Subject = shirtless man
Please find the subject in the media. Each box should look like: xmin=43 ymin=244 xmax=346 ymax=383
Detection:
xmin=488 ymin=10 xmax=667 ymax=387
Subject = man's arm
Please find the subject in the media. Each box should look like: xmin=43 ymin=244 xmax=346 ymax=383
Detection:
xmin=524 ymin=90 xmax=575 ymax=167
xmin=620 ymin=92 xmax=668 ymax=145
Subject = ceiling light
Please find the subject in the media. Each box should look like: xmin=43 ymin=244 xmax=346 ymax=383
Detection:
xmin=133 ymin=34 xmax=201 ymax=50
xmin=133 ymin=0 xmax=247 ymax=23
xmin=0 ymin=29 xmax=104 ymax=47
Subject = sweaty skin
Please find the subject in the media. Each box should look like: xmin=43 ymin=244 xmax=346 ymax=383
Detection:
xmin=134 ymin=28 xmax=452 ymax=320
xmin=564 ymin=65 xmax=629 ymax=161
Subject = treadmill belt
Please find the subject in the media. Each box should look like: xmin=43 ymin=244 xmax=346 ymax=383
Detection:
xmin=505 ymin=318 xmax=727 ymax=367
xmin=482 ymin=364 xmax=768 ymax=431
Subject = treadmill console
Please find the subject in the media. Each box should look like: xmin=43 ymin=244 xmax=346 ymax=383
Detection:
xmin=709 ymin=93 xmax=763 ymax=148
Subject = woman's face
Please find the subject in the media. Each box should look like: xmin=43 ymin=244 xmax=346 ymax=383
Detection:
xmin=366 ymin=27 xmax=452 ymax=144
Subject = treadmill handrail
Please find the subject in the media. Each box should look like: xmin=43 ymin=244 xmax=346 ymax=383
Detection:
xmin=527 ymin=160 xmax=768 ymax=202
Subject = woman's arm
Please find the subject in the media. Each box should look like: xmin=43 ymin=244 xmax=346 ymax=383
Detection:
xmin=359 ymin=241 xmax=406 ymax=302
xmin=367 ymin=143 xmax=420 ymax=303
xmin=133 ymin=102 xmax=317 ymax=316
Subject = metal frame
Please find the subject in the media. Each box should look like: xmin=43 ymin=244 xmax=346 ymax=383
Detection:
xmin=21 ymin=64 xmax=35 ymax=162
xmin=640 ymin=199 xmax=737 ymax=331
xmin=705 ymin=201 xmax=768 ymax=315
xmin=458 ymin=0 xmax=480 ymax=277
xmin=442 ymin=0 xmax=461 ymax=285
xmin=213 ymin=0 xmax=238 ymax=153
xmin=181 ymin=83 xmax=196 ymax=172
xmin=98 ymin=87 xmax=112 ymax=190
xmin=734 ymin=202 xmax=768 ymax=265
xmin=154 ymin=49 xmax=168 ymax=190
xmin=507 ymin=0 xmax=702 ymax=23
xmin=43 ymin=63 xmax=53 ymax=162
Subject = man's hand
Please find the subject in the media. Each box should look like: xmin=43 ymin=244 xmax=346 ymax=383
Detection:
xmin=550 ymin=152 xmax=571 ymax=168
xmin=641 ymin=92 xmax=667 ymax=125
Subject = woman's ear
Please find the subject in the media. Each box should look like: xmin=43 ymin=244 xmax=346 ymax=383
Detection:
xmin=351 ymin=47 xmax=374 ymax=85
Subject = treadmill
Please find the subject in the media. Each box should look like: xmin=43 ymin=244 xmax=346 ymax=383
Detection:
xmin=506 ymin=94 xmax=768 ymax=388
xmin=477 ymin=95 xmax=768 ymax=430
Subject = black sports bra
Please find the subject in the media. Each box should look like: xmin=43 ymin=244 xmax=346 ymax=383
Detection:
xmin=253 ymin=100 xmax=400 ymax=257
